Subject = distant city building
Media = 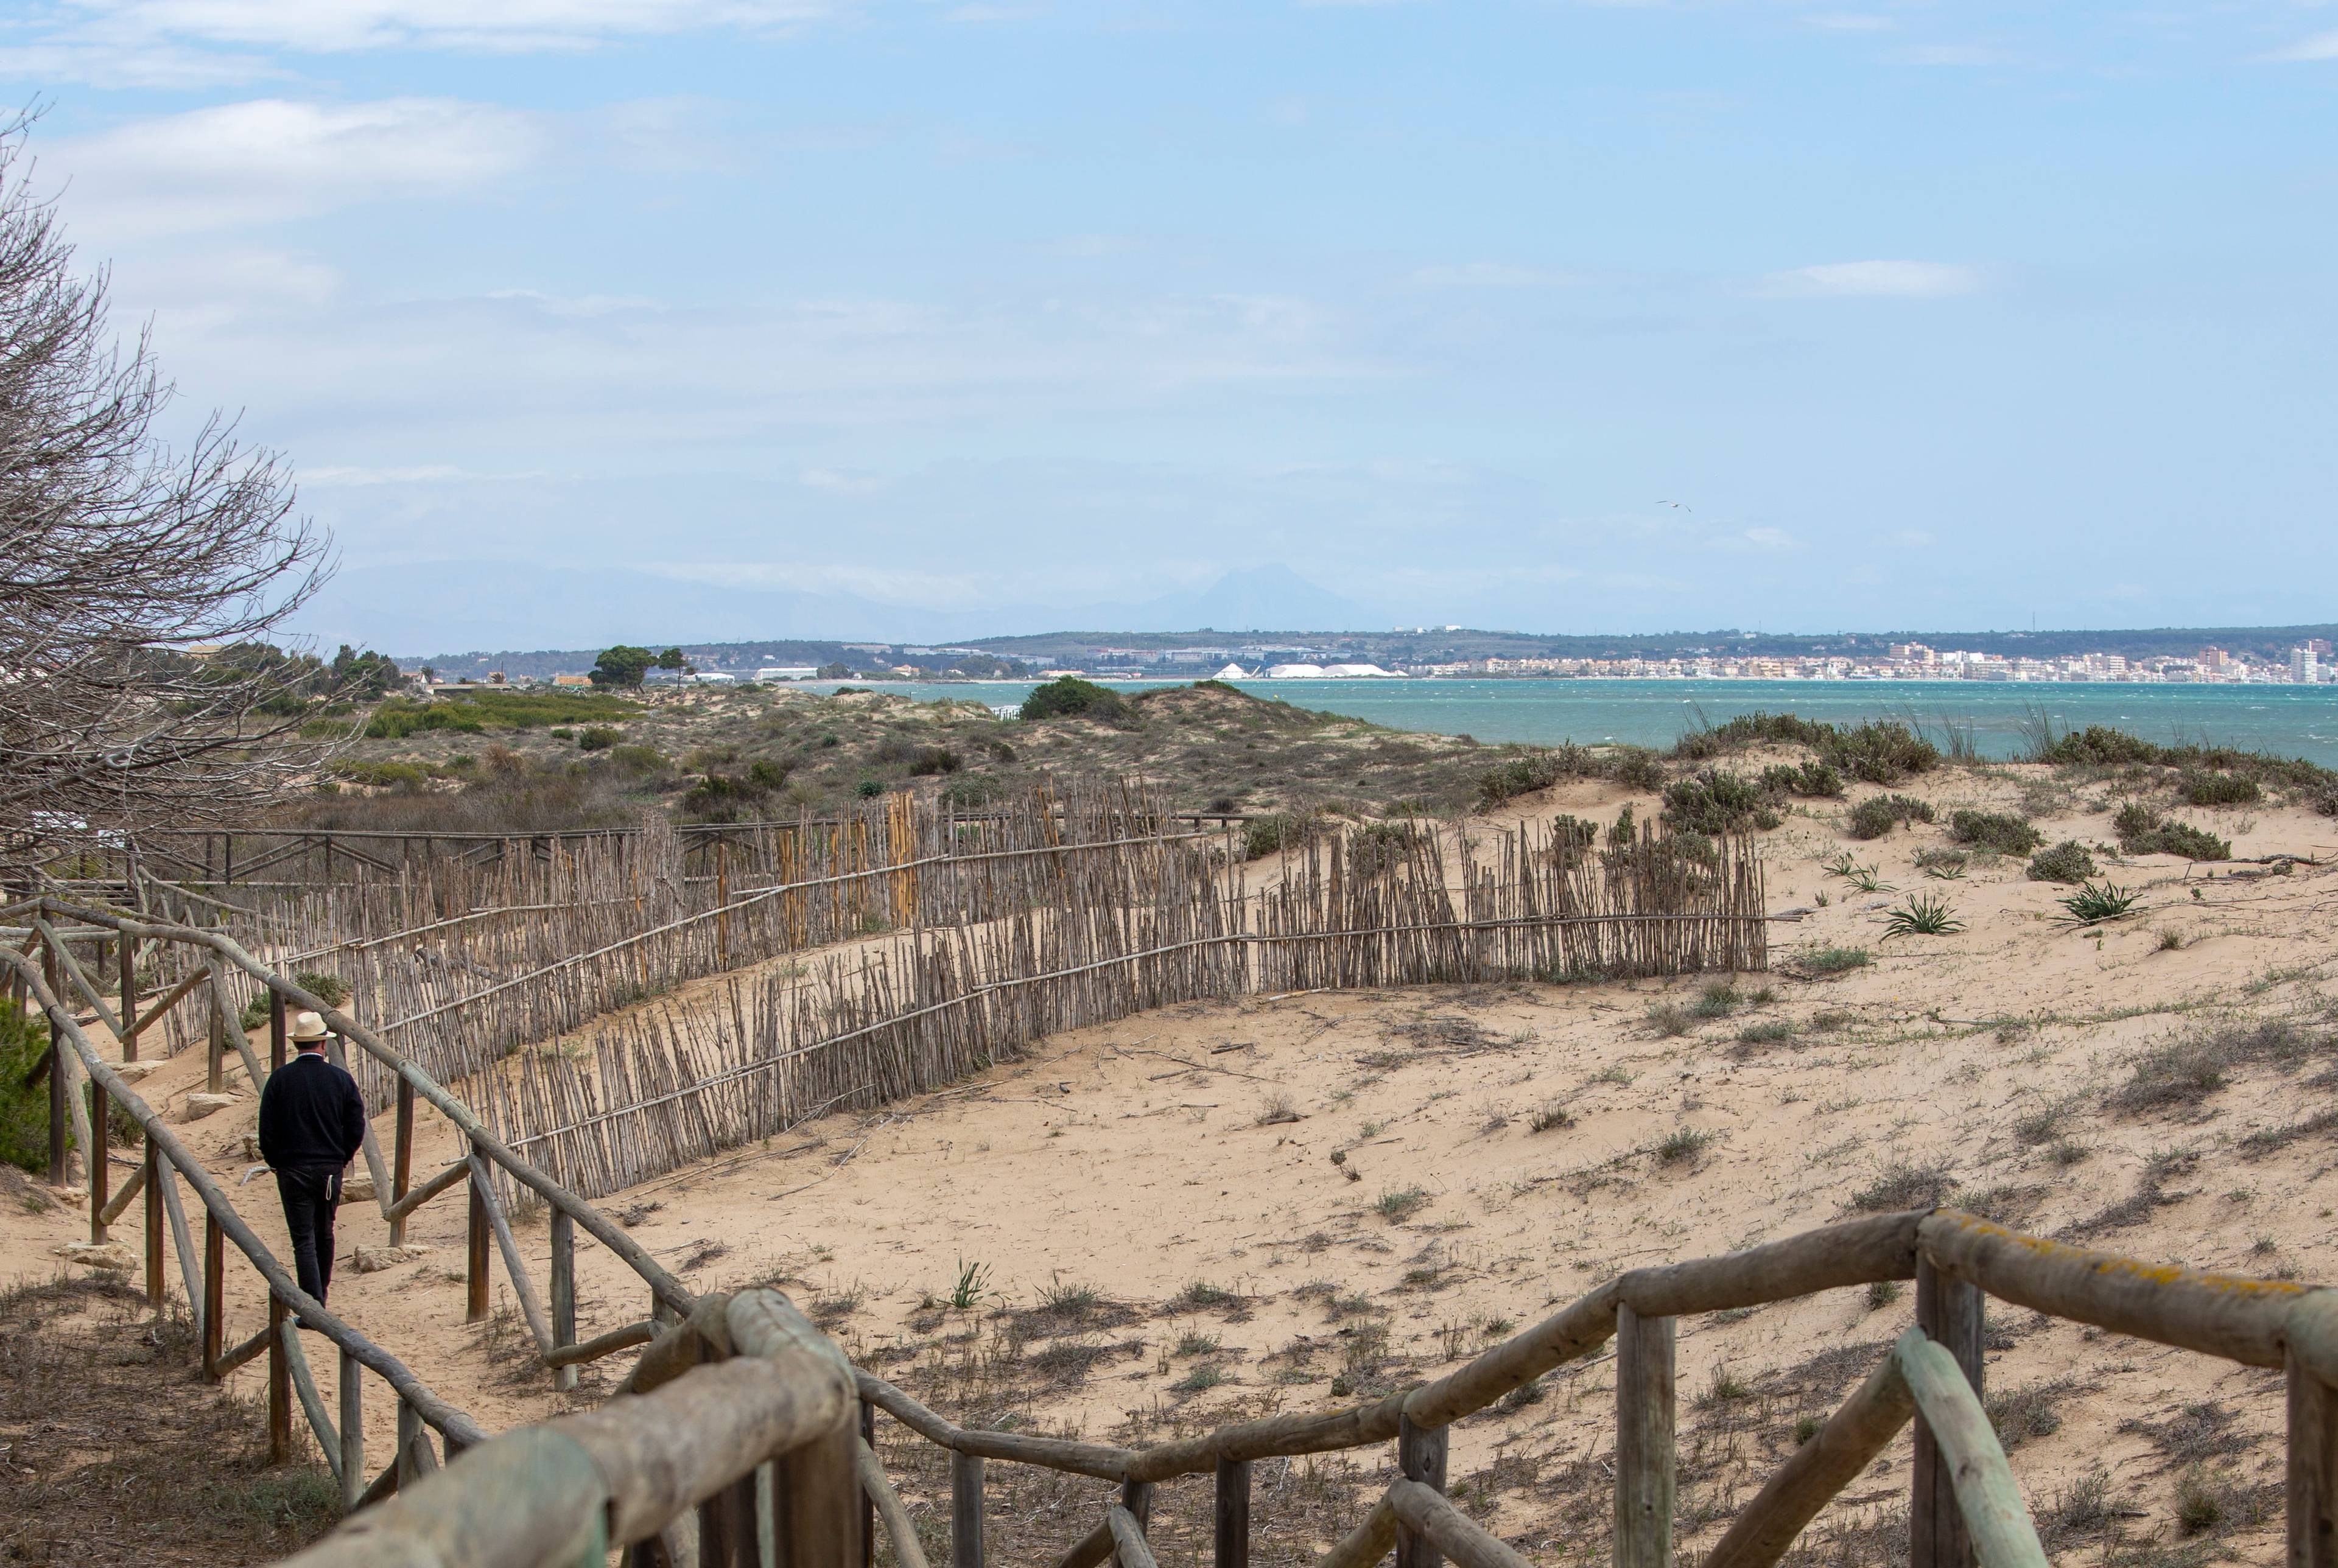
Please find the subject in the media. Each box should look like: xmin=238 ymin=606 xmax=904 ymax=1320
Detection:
xmin=755 ymin=666 xmax=820 ymax=681
xmin=551 ymin=673 xmax=592 ymax=687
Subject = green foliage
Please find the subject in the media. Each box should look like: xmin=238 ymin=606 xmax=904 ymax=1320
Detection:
xmin=331 ymin=758 xmax=429 ymax=790
xmin=855 ymin=779 xmax=885 ymax=799
xmin=1244 ymin=813 xmax=1312 ymax=859
xmin=605 ymin=744 xmax=669 ymax=775
xmin=2034 ymin=725 xmax=2161 ymax=766
xmin=239 ymin=972 xmax=350 ymax=1032
xmin=1947 ymin=809 xmax=2043 ymax=856
xmin=2026 ymin=841 xmax=2098 ymax=883
xmin=367 ymin=688 xmax=630 ymax=738
xmin=0 ymin=1001 xmax=57 ymax=1173
xmin=1803 ymin=946 xmax=1871 ymax=975
xmin=2056 ymin=881 xmax=2141 ymax=926
xmin=577 ymin=725 xmax=621 ymax=751
xmin=947 ymin=1258 xmax=991 ymax=1309
xmin=2113 ymin=804 xmax=2231 ymax=861
xmin=589 ymin=645 xmax=682 ymax=687
xmin=1817 ymin=721 xmax=1941 ymax=784
xmin=1759 ymin=760 xmax=1844 ymax=798
xmin=1846 ymin=793 xmax=1934 ymax=840
xmin=1661 ymin=769 xmax=1782 ymax=835
xmin=1882 ymin=894 xmax=1964 ymax=938
xmin=1654 ymin=1126 xmax=1713 ymax=1164
xmin=2179 ymin=770 xmax=2261 ymax=807
xmin=1019 ymin=676 xmax=1132 ymax=725
xmin=1671 ymin=710 xmax=1834 ymax=760
xmin=1476 ymin=751 xmax=1564 ymax=807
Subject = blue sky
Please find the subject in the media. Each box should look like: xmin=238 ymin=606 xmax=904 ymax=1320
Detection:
xmin=9 ymin=1 xmax=2336 ymax=653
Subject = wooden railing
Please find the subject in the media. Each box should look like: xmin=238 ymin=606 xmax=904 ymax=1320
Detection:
xmin=8 ymin=891 xmax=2334 ymax=1568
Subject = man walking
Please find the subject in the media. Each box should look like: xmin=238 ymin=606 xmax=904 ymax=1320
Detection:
xmin=258 ymin=1009 xmax=367 ymax=1306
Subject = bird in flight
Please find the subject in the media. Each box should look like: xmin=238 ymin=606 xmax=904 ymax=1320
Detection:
xmin=1657 ymin=501 xmax=1691 ymax=511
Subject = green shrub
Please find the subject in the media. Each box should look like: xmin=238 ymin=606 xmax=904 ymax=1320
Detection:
xmin=1819 ymin=721 xmax=1940 ymax=784
xmin=1846 ymin=793 xmax=1934 ymax=840
xmin=1760 ymin=761 xmax=1844 ymax=798
xmin=606 ymin=745 xmax=669 ymax=775
xmin=941 ymin=775 xmax=1005 ymax=809
xmin=577 ymin=725 xmax=622 ymax=751
xmin=1672 ymin=712 xmax=1833 ymax=760
xmin=2113 ymin=804 xmax=2231 ymax=861
xmin=1477 ymin=752 xmax=1561 ymax=807
xmin=1662 ymin=770 xmax=1782 ymax=835
xmin=1611 ymin=747 xmax=1668 ymax=793
xmin=2178 ymin=770 xmax=2261 ymax=807
xmin=331 ymin=759 xmax=428 ymax=790
xmin=2026 ymin=841 xmax=2098 ymax=884
xmin=1948 ymin=810 xmax=2042 ymax=856
xmin=2034 ymin=726 xmax=2161 ymax=766
xmin=0 ymin=1000 xmax=57 ymax=1172
xmin=1244 ymin=813 xmax=1314 ymax=859
xmin=239 ymin=972 xmax=351 ymax=1032
xmin=1019 ymin=677 xmax=1132 ymax=725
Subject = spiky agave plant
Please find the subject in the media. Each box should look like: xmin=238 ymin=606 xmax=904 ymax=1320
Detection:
xmin=1882 ymin=894 xmax=1964 ymax=938
xmin=2056 ymin=880 xmax=2140 ymax=926
xmin=1847 ymin=865 xmax=1894 ymax=893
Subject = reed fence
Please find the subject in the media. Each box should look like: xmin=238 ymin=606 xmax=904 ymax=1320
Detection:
xmin=6 ymin=893 xmax=2335 ymax=1568
xmin=463 ymin=807 xmax=1764 ymax=1201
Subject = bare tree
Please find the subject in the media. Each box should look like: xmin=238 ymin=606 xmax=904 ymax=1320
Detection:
xmin=0 ymin=113 xmax=334 ymax=875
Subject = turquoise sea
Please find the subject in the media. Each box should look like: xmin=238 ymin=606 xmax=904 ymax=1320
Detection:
xmin=819 ymin=678 xmax=2338 ymax=767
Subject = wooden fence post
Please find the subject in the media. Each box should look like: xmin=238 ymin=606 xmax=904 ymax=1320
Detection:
xmin=465 ymin=1150 xmax=490 ymax=1323
xmin=1121 ymin=1479 xmax=1155 ymax=1531
xmin=142 ymin=1133 xmax=163 ymax=1307
xmin=550 ymin=1207 xmax=577 ymax=1392
xmin=771 ymin=1392 xmax=861 ymax=1568
xmin=119 ymin=936 xmax=138 ymax=1063
xmin=270 ymin=988 xmax=287 ymax=1074
xmin=267 ymin=1293 xmax=293 ymax=1466
xmin=952 ymin=1451 xmax=986 ymax=1568
xmin=389 ymin=1079 xmax=414 ymax=1248
xmin=1397 ymin=1413 xmax=1450 ymax=1568
xmin=1215 ymin=1456 xmax=1252 ymax=1568
xmin=395 ymin=1398 xmax=429 ymax=1488
xmin=44 ymin=942 xmax=66 ymax=1185
xmin=1615 ymin=1304 xmax=1676 ymax=1568
xmin=1912 ymin=1256 xmax=1984 ymax=1568
xmin=339 ymin=1347 xmax=365 ymax=1511
xmin=205 ymin=952 xmax=225 ymax=1094
xmin=861 ymin=1401 xmax=877 ymax=1568
xmin=88 ymin=1076 xmax=108 ymax=1243
xmin=203 ymin=1213 xmax=225 ymax=1379
xmin=2290 ymin=1349 xmax=2336 ymax=1568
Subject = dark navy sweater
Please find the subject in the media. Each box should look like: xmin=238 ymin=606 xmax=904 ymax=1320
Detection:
xmin=257 ymin=1052 xmax=367 ymax=1173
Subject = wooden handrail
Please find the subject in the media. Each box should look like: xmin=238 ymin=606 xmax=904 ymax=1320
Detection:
xmin=33 ymin=896 xmax=695 ymax=1315
xmin=858 ymin=1438 xmax=933 ymax=1568
xmin=1703 ymin=1346 xmax=1916 ymax=1568
xmin=0 ymin=947 xmax=489 ymax=1448
xmin=1894 ymin=1329 xmax=2049 ymax=1568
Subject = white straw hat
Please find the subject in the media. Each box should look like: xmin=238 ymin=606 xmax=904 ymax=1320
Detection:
xmin=289 ymin=1010 xmax=332 ymax=1043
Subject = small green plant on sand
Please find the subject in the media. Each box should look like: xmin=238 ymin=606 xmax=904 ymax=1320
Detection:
xmin=1882 ymin=895 xmax=1964 ymax=939
xmin=2056 ymin=881 xmax=2140 ymax=927
xmin=947 ymin=1258 xmax=992 ymax=1309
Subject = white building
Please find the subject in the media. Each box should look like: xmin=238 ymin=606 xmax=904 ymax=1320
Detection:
xmin=756 ymin=666 xmax=820 ymax=681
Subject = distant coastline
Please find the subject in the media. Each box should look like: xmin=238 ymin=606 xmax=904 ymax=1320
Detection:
xmin=816 ymin=676 xmax=2338 ymax=766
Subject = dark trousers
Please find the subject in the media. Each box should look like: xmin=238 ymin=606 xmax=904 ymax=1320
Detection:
xmin=276 ymin=1168 xmax=342 ymax=1305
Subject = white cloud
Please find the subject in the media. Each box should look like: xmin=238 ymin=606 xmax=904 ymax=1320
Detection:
xmin=1409 ymin=262 xmax=1578 ymax=290
xmin=2267 ymin=30 xmax=2338 ymax=61
xmin=52 ymin=97 xmax=546 ymax=238
xmin=27 ymin=0 xmax=843 ymax=56
xmin=1800 ymin=12 xmax=1892 ymax=33
xmin=302 ymin=464 xmax=516 ymax=485
xmin=1761 ymin=260 xmax=1983 ymax=298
